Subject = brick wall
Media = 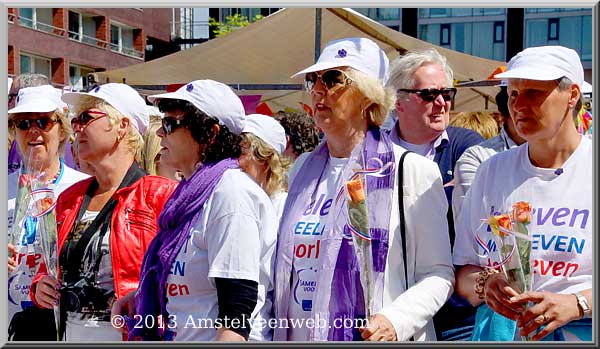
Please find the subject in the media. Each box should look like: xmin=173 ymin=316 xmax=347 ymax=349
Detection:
xmin=133 ymin=28 xmax=144 ymax=52
xmin=51 ymin=57 xmax=67 ymax=85
xmin=8 ymin=45 xmax=16 ymax=75
xmin=52 ymin=8 xmax=66 ymax=36
xmin=95 ymin=15 xmax=108 ymax=47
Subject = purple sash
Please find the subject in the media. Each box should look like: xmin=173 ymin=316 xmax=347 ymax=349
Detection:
xmin=274 ymin=128 xmax=395 ymax=340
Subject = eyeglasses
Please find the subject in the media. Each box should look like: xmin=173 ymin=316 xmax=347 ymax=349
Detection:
xmin=161 ymin=116 xmax=189 ymax=135
xmin=12 ymin=117 xmax=59 ymax=131
xmin=398 ymin=88 xmax=457 ymax=102
xmin=305 ymin=69 xmax=353 ymax=92
xmin=71 ymin=110 xmax=107 ymax=131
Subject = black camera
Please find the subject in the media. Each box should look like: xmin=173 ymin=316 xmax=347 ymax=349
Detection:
xmin=60 ymin=277 xmax=114 ymax=314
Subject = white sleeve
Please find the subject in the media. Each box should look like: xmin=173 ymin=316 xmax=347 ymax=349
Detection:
xmin=204 ymin=201 xmax=262 ymax=283
xmin=287 ymin=152 xmax=310 ymax=185
xmin=452 ymin=146 xmax=484 ymax=223
xmin=452 ymin=158 xmax=490 ymax=267
xmin=377 ymin=154 xmax=454 ymax=341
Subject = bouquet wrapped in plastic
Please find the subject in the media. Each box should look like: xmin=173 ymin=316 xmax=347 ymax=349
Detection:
xmin=344 ymin=174 xmax=374 ymax=318
xmin=10 ymin=151 xmax=61 ymax=340
xmin=475 ymin=201 xmax=533 ymax=340
xmin=28 ymin=187 xmax=60 ymax=340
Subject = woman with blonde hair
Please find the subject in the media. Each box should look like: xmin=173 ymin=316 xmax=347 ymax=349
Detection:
xmin=31 ymin=83 xmax=177 ymax=341
xmin=7 ymin=85 xmax=89 ymax=340
xmin=450 ymin=111 xmax=500 ymax=140
xmin=240 ymin=114 xmax=291 ymax=219
xmin=274 ymin=37 xmax=453 ymax=341
xmin=142 ymin=112 xmax=180 ymax=180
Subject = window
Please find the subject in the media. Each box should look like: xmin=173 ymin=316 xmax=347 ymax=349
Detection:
xmin=548 ymin=18 xmax=559 ymax=40
xmin=430 ymin=8 xmax=448 ymax=17
xmin=68 ymin=11 xmax=80 ymax=40
xmin=110 ymin=22 xmax=138 ymax=57
xmin=493 ymin=21 xmax=504 ymax=43
xmin=20 ymin=53 xmax=51 ymax=78
xmin=18 ymin=8 xmax=54 ymax=32
xmin=69 ymin=64 xmax=94 ymax=91
xmin=440 ymin=24 xmax=451 ymax=45
xmin=375 ymin=8 xmax=400 ymax=21
xmin=452 ymin=8 xmax=472 ymax=17
xmin=581 ymin=15 xmax=592 ymax=60
xmin=526 ymin=19 xmax=548 ymax=47
xmin=19 ymin=8 xmax=34 ymax=27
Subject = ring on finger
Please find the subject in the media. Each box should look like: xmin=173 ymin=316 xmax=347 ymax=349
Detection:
xmin=535 ymin=314 xmax=546 ymax=324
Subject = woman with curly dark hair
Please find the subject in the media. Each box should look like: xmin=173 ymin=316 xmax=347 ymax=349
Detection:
xmin=112 ymin=80 xmax=277 ymax=342
xmin=273 ymin=111 xmax=320 ymax=161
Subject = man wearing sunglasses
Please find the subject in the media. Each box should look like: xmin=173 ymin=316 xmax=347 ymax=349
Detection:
xmin=387 ymin=49 xmax=484 ymax=342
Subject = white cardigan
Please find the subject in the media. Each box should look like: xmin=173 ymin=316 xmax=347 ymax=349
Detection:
xmin=289 ymin=145 xmax=454 ymax=341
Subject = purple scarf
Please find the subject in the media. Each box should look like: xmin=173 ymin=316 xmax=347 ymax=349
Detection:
xmin=128 ymin=158 xmax=239 ymax=340
xmin=273 ymin=127 xmax=395 ymax=341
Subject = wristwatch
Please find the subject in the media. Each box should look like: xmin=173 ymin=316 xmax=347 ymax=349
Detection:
xmin=574 ymin=292 xmax=591 ymax=319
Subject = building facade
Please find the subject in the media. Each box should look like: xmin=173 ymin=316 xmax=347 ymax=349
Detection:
xmin=354 ymin=7 xmax=593 ymax=82
xmin=8 ymin=8 xmax=174 ymax=90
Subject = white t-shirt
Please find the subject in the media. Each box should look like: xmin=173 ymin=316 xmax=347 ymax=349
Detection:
xmin=63 ymin=210 xmax=121 ymax=342
xmin=287 ymin=155 xmax=347 ymax=341
xmin=165 ymin=168 xmax=277 ymax=341
xmin=271 ymin=191 xmax=288 ymax=227
xmin=7 ymin=164 xmax=89 ymax=328
xmin=453 ymin=137 xmax=592 ymax=296
xmin=452 ymin=128 xmax=520 ymax=221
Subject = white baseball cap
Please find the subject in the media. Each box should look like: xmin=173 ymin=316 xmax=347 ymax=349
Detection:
xmin=495 ymin=46 xmax=584 ymax=89
xmin=8 ymin=85 xmax=67 ymax=115
xmin=292 ymin=37 xmax=390 ymax=84
xmin=243 ymin=114 xmax=287 ymax=155
xmin=62 ymin=83 xmax=149 ymax=134
xmin=148 ymin=80 xmax=246 ymax=135
xmin=582 ymin=81 xmax=592 ymax=94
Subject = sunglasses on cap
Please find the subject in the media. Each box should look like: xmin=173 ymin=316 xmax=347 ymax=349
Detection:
xmin=398 ymin=88 xmax=457 ymax=102
xmin=11 ymin=116 xmax=59 ymax=131
xmin=161 ymin=116 xmax=190 ymax=135
xmin=71 ymin=110 xmax=108 ymax=131
xmin=305 ymin=69 xmax=353 ymax=92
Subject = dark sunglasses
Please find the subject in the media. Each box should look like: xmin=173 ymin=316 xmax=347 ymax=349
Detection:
xmin=398 ymin=87 xmax=457 ymax=102
xmin=161 ymin=116 xmax=189 ymax=135
xmin=305 ymin=69 xmax=353 ymax=92
xmin=71 ymin=110 xmax=107 ymax=131
xmin=12 ymin=117 xmax=58 ymax=131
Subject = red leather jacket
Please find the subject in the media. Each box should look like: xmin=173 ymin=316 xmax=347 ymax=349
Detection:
xmin=31 ymin=174 xmax=177 ymax=305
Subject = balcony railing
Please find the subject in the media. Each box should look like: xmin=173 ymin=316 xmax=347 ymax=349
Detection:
xmin=19 ymin=16 xmax=65 ymax=36
xmin=109 ymin=43 xmax=144 ymax=59
xmin=68 ymin=30 xmax=109 ymax=48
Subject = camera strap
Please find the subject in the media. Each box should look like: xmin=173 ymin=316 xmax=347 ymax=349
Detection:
xmin=61 ymin=162 xmax=146 ymax=281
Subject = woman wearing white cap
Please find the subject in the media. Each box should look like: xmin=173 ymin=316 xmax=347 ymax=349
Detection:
xmin=274 ymin=37 xmax=453 ymax=341
xmin=30 ymin=83 xmax=177 ymax=341
xmin=111 ymin=80 xmax=277 ymax=342
xmin=7 ymin=85 xmax=89 ymax=340
xmin=453 ymin=45 xmax=592 ymax=341
xmin=240 ymin=114 xmax=291 ymax=220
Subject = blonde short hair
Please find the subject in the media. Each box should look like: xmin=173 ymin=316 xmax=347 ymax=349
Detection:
xmin=142 ymin=115 xmax=163 ymax=175
xmin=8 ymin=109 xmax=72 ymax=155
xmin=241 ymin=133 xmax=291 ymax=196
xmin=344 ymin=68 xmax=396 ymax=127
xmin=450 ymin=111 xmax=499 ymax=140
xmin=71 ymin=97 xmax=144 ymax=162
